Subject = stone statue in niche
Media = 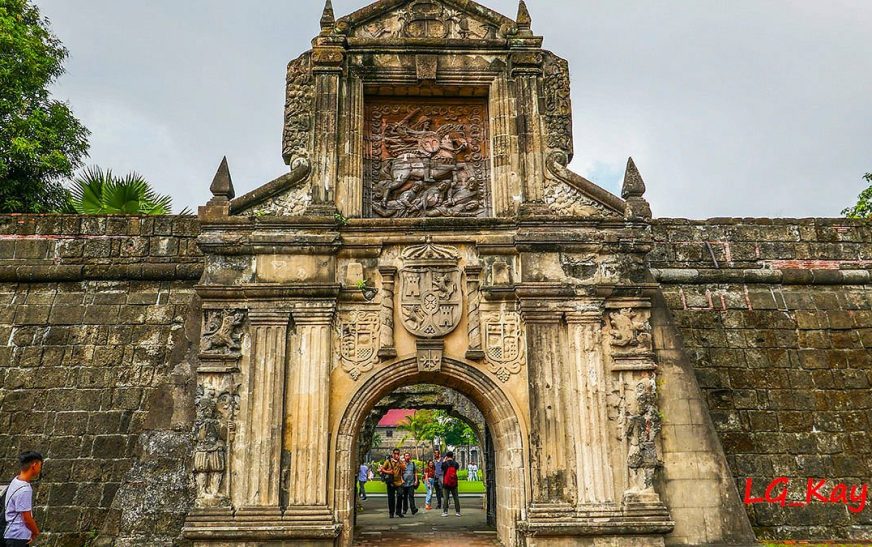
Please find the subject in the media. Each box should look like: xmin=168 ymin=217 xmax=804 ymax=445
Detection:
xmin=201 ymin=310 xmax=246 ymax=355
xmin=609 ymin=308 xmax=652 ymax=350
xmin=625 ymin=377 xmax=662 ymax=495
xmin=366 ymin=100 xmax=490 ymax=218
xmin=193 ymin=385 xmax=238 ymax=504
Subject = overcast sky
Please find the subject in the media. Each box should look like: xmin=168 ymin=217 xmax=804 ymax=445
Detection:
xmin=34 ymin=0 xmax=872 ymax=218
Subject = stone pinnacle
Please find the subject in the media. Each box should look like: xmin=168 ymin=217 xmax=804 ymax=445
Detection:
xmin=209 ymin=156 xmax=235 ymax=203
xmin=622 ymin=157 xmax=646 ymax=199
xmin=517 ymin=0 xmax=532 ymax=30
xmin=321 ymin=0 xmax=336 ymax=31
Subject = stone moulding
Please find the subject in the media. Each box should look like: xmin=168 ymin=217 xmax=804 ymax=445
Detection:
xmin=651 ymin=267 xmax=872 ymax=285
xmin=227 ymin=160 xmax=312 ymax=217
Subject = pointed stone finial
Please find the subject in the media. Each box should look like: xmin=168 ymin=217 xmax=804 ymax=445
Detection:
xmin=208 ymin=157 xmax=235 ymax=204
xmin=622 ymin=157 xmax=646 ymax=199
xmin=622 ymin=157 xmax=651 ymax=220
xmin=516 ymin=1 xmax=532 ymax=31
xmin=320 ymin=0 xmax=335 ymax=32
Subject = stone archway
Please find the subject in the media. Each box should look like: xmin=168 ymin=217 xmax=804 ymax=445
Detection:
xmin=333 ymin=357 xmax=528 ymax=547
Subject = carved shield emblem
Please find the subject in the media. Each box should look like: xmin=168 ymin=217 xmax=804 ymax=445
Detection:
xmin=400 ymin=242 xmax=462 ymax=339
xmin=482 ymin=311 xmax=525 ymax=383
xmin=338 ymin=310 xmax=380 ymax=380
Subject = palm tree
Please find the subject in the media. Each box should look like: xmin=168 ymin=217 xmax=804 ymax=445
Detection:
xmin=397 ymin=410 xmax=437 ymax=460
xmin=68 ymin=166 xmax=189 ymax=215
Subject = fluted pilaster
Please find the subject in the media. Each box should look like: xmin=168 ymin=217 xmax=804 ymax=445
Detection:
xmin=286 ymin=303 xmax=335 ymax=507
xmin=520 ymin=303 xmax=574 ymax=508
xmin=566 ymin=308 xmax=616 ymax=507
xmin=239 ymin=310 xmax=290 ymax=510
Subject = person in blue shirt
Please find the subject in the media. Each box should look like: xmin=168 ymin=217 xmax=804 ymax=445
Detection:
xmin=4 ymin=452 xmax=43 ymax=547
xmin=357 ymin=462 xmax=369 ymax=501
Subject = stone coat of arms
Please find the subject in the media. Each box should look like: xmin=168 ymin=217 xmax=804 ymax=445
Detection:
xmin=399 ymin=242 xmax=462 ymax=339
xmin=338 ymin=310 xmax=380 ymax=380
xmin=482 ymin=310 xmax=525 ymax=383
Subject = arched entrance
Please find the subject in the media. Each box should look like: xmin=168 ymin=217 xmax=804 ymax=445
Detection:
xmin=333 ymin=357 xmax=528 ymax=547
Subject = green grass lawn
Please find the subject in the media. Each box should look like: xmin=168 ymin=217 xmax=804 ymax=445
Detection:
xmin=362 ymin=480 xmax=486 ymax=495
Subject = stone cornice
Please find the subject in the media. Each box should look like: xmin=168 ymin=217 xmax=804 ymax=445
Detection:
xmin=195 ymin=284 xmax=342 ymax=301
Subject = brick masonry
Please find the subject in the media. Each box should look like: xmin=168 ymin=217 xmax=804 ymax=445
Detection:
xmin=652 ymin=219 xmax=872 ymax=541
xmin=0 ymin=215 xmax=870 ymax=544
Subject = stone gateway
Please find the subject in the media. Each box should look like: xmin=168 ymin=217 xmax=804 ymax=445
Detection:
xmin=1 ymin=1 xmax=870 ymax=547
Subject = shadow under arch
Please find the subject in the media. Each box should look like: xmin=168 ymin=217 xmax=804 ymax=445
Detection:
xmin=333 ymin=357 xmax=529 ymax=547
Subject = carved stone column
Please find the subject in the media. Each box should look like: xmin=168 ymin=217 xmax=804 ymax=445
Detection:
xmin=286 ymin=302 xmax=335 ymax=509
xmin=566 ymin=307 xmax=616 ymax=509
xmin=511 ymin=53 xmax=547 ymax=209
xmin=308 ymin=42 xmax=344 ymax=213
xmin=465 ymin=266 xmax=484 ymax=360
xmin=237 ymin=310 xmax=290 ymax=513
xmin=519 ymin=300 xmax=574 ymax=514
xmin=378 ymin=267 xmax=397 ymax=359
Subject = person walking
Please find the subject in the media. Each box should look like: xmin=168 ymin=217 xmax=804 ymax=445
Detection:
xmin=3 ymin=451 xmax=43 ymax=547
xmin=423 ymin=460 xmax=436 ymax=510
xmin=440 ymin=451 xmax=461 ymax=517
xmin=358 ymin=462 xmax=369 ymax=501
xmin=378 ymin=449 xmax=406 ymax=518
xmin=432 ymin=448 xmax=444 ymax=510
xmin=400 ymin=453 xmax=419 ymax=516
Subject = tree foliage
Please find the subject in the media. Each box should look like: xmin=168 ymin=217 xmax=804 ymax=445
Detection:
xmin=68 ymin=166 xmax=185 ymax=215
xmin=842 ymin=173 xmax=872 ymax=219
xmin=397 ymin=410 xmax=478 ymax=450
xmin=0 ymin=0 xmax=90 ymax=213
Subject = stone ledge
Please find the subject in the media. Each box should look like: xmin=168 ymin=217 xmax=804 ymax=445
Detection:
xmin=651 ymin=268 xmax=872 ymax=285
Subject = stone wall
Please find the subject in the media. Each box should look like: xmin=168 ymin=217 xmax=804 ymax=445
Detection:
xmin=651 ymin=219 xmax=872 ymax=541
xmin=0 ymin=216 xmax=202 ymax=546
xmin=1 ymin=214 xmax=870 ymax=544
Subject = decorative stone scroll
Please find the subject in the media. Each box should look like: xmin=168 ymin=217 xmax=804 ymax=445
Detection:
xmin=464 ymin=266 xmax=484 ymax=361
xmin=282 ymin=53 xmax=314 ymax=167
xmin=193 ymin=383 xmax=239 ymax=507
xmin=337 ymin=309 xmax=380 ymax=380
xmin=543 ymin=54 xmax=572 ymax=156
xmin=482 ymin=310 xmax=525 ymax=383
xmin=201 ymin=310 xmax=246 ymax=356
xmin=365 ymin=99 xmax=490 ymax=218
xmin=399 ymin=242 xmax=462 ymax=338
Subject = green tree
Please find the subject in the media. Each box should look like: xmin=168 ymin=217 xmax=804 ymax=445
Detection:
xmin=69 ymin=166 xmax=186 ymax=215
xmin=843 ymin=173 xmax=872 ymax=219
xmin=0 ymin=0 xmax=90 ymax=213
xmin=397 ymin=410 xmax=443 ymax=459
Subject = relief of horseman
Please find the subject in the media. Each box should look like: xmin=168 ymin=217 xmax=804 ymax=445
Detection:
xmin=379 ymin=108 xmax=471 ymax=207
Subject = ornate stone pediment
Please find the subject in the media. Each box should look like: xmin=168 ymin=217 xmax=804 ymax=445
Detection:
xmin=340 ymin=0 xmax=517 ymax=42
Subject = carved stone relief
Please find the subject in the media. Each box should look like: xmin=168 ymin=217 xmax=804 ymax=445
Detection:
xmin=336 ymin=309 xmax=381 ymax=380
xmin=351 ymin=1 xmax=501 ymax=41
xmin=399 ymin=242 xmax=462 ymax=338
xmin=624 ymin=376 xmax=662 ymax=496
xmin=608 ymin=308 xmax=653 ymax=352
xmin=201 ymin=310 xmax=246 ymax=355
xmin=282 ymin=53 xmax=314 ymax=167
xmin=482 ymin=310 xmax=525 ymax=383
xmin=365 ymin=99 xmax=490 ymax=218
xmin=193 ymin=383 xmax=239 ymax=506
xmin=543 ymin=55 xmax=572 ymax=156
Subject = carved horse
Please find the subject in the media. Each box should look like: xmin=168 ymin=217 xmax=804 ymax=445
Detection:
xmin=380 ymin=134 xmax=469 ymax=207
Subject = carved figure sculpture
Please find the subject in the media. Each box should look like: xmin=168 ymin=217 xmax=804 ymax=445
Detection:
xmin=202 ymin=310 xmax=246 ymax=355
xmin=625 ymin=378 xmax=661 ymax=494
xmin=193 ymin=386 xmax=237 ymax=502
xmin=609 ymin=308 xmax=652 ymax=349
xmin=366 ymin=101 xmax=489 ymax=218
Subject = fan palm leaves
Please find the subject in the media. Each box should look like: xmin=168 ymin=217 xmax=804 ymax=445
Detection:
xmin=69 ymin=166 xmax=188 ymax=215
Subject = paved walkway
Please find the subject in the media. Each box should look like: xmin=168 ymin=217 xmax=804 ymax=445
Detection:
xmin=354 ymin=494 xmax=499 ymax=546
